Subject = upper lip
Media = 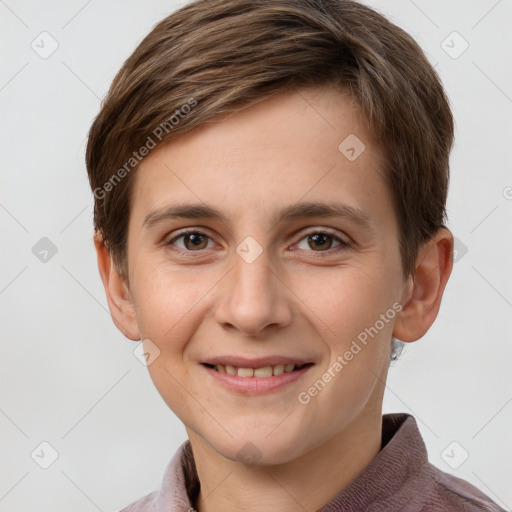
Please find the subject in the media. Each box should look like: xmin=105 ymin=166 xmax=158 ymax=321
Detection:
xmin=202 ymin=356 xmax=314 ymax=369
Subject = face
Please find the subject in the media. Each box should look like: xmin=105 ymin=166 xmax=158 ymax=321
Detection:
xmin=120 ymin=85 xmax=412 ymax=464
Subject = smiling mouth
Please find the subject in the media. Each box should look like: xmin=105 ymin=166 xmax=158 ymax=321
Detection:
xmin=202 ymin=362 xmax=313 ymax=378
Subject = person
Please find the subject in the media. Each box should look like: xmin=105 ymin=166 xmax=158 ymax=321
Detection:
xmin=85 ymin=0 xmax=507 ymax=510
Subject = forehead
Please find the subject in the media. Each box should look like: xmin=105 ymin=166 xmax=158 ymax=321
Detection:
xmin=130 ymin=85 xmax=392 ymax=231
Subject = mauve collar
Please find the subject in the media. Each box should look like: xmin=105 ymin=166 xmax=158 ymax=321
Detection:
xmin=152 ymin=413 xmax=427 ymax=512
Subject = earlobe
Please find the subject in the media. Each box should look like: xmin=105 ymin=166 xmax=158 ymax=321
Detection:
xmin=93 ymin=232 xmax=141 ymax=341
xmin=392 ymin=228 xmax=454 ymax=342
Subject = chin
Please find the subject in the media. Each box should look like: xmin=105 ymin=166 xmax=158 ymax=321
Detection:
xmin=205 ymin=430 xmax=304 ymax=467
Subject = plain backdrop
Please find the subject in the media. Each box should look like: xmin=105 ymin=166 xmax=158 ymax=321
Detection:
xmin=1 ymin=0 xmax=511 ymax=511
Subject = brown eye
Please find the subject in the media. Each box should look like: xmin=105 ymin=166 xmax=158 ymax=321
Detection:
xmin=169 ymin=231 xmax=213 ymax=252
xmin=296 ymin=231 xmax=347 ymax=253
xmin=308 ymin=233 xmax=333 ymax=251
xmin=183 ymin=233 xmax=208 ymax=250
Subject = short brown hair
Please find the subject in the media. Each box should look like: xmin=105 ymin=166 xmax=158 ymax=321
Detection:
xmin=86 ymin=0 xmax=453 ymax=283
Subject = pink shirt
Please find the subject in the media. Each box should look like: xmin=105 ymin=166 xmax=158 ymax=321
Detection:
xmin=120 ymin=413 xmax=507 ymax=511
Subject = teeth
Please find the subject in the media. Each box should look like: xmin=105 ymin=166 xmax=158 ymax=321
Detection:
xmin=212 ymin=363 xmax=302 ymax=377
xmin=254 ymin=366 xmax=272 ymax=378
xmin=238 ymin=367 xmax=255 ymax=377
xmin=225 ymin=365 xmax=237 ymax=375
xmin=273 ymin=364 xmax=285 ymax=375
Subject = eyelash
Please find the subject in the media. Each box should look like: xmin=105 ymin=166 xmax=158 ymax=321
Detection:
xmin=166 ymin=228 xmax=350 ymax=257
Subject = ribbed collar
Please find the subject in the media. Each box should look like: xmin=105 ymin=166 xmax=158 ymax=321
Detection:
xmin=148 ymin=413 xmax=436 ymax=511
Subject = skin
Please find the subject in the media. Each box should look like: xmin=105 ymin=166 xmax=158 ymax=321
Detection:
xmin=95 ymin=84 xmax=453 ymax=512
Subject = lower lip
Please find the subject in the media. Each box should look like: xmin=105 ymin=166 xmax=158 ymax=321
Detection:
xmin=202 ymin=364 xmax=314 ymax=395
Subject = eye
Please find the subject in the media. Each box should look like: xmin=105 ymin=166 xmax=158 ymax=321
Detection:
xmin=167 ymin=230 xmax=214 ymax=253
xmin=294 ymin=230 xmax=349 ymax=253
xmin=166 ymin=228 xmax=350 ymax=256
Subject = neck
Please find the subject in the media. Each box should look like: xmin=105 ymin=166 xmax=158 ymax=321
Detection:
xmin=188 ymin=404 xmax=383 ymax=512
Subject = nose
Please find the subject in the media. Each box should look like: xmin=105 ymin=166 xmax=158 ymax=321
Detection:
xmin=214 ymin=247 xmax=293 ymax=338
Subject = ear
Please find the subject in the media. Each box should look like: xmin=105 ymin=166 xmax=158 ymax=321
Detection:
xmin=393 ymin=228 xmax=453 ymax=342
xmin=94 ymin=232 xmax=140 ymax=341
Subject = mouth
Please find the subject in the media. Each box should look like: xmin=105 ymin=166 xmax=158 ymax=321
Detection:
xmin=201 ymin=361 xmax=314 ymax=378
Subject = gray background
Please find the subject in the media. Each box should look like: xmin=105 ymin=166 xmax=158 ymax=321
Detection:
xmin=1 ymin=0 xmax=511 ymax=510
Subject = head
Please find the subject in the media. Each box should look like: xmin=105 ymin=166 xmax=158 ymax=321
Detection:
xmin=87 ymin=0 xmax=454 ymax=465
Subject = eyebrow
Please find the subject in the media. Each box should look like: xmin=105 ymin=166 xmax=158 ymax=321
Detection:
xmin=142 ymin=201 xmax=373 ymax=231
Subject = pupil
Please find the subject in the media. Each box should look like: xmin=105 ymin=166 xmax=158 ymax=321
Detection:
xmin=186 ymin=233 xmax=206 ymax=249
xmin=309 ymin=233 xmax=331 ymax=251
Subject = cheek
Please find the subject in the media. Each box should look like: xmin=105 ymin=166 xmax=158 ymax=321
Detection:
xmin=290 ymin=265 xmax=399 ymax=405
xmin=291 ymin=264 xmax=398 ymax=344
xmin=130 ymin=261 xmax=214 ymax=349
xmin=293 ymin=269 xmax=397 ymax=430
xmin=132 ymin=266 xmax=213 ymax=413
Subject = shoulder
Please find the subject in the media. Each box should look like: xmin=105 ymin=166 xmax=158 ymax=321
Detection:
xmin=118 ymin=490 xmax=158 ymax=512
xmin=421 ymin=463 xmax=508 ymax=512
xmin=116 ymin=440 xmax=194 ymax=512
